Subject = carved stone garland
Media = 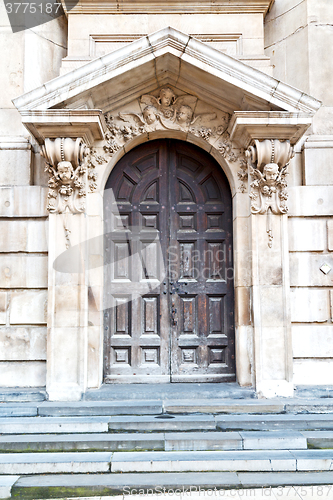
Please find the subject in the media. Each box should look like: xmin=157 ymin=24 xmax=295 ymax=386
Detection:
xmin=246 ymin=139 xmax=294 ymax=247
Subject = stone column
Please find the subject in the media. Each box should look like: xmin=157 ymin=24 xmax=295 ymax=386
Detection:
xmin=246 ymin=139 xmax=294 ymax=397
xmin=42 ymin=137 xmax=90 ymax=401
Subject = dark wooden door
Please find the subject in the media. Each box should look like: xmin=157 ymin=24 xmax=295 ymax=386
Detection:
xmin=104 ymin=140 xmax=235 ymax=383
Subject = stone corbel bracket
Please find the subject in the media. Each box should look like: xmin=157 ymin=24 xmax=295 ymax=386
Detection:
xmin=42 ymin=137 xmax=89 ymax=214
xmin=229 ymin=111 xmax=312 ymax=247
xmin=19 ymin=110 xmax=107 ymax=214
xmin=246 ymin=138 xmax=293 ymax=216
xmin=228 ymin=110 xmax=313 ymax=200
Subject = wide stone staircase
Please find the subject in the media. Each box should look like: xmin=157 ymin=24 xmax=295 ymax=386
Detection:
xmin=0 ymin=385 xmax=333 ymax=498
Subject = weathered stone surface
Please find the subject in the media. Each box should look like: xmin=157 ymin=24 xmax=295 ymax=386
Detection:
xmin=290 ymin=449 xmax=333 ymax=471
xmin=303 ymin=145 xmax=333 ymax=186
xmin=0 ymin=149 xmax=32 ymax=186
xmin=0 ymin=475 xmax=20 ymax=499
xmin=0 ymin=187 xmax=48 ymax=217
xmin=293 ymin=359 xmax=333 ymax=385
xmin=290 ymin=289 xmax=330 ymax=323
xmin=12 ymin=471 xmax=242 ymax=495
xmin=290 ymin=253 xmax=333 ymax=287
xmin=301 ymin=431 xmax=333 ymax=449
xmin=216 ymin=414 xmax=333 ymax=431
xmin=165 ymin=432 xmax=242 ymax=451
xmin=0 ymin=433 xmax=165 ymax=452
xmin=0 ymin=404 xmax=38 ymax=417
xmin=0 ymin=255 xmax=48 ymax=288
xmin=108 ymin=415 xmax=216 ymax=432
xmin=328 ymin=220 xmax=333 ymax=251
xmin=0 ymin=292 xmax=6 ymax=325
xmin=0 ymin=220 xmax=48 ymax=253
xmin=0 ymin=452 xmax=112 ymax=475
xmin=0 ymin=416 xmax=110 ymax=434
xmin=292 ymin=325 xmax=333 ymax=358
xmin=0 ymin=361 xmax=46 ymax=387
xmin=288 ymin=218 xmax=326 ymax=252
xmin=240 ymin=431 xmax=307 ymax=450
xmin=0 ymin=327 xmax=46 ymax=360
xmin=38 ymin=400 xmax=163 ymax=416
xmin=288 ymin=187 xmax=333 ymax=217
xmin=0 ymin=388 xmax=46 ymax=402
xmin=10 ymin=291 xmax=47 ymax=325
xmin=111 ymin=450 xmax=297 ymax=472
xmin=164 ymin=400 xmax=285 ymax=414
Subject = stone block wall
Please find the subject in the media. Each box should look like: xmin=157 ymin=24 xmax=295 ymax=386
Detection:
xmin=265 ymin=0 xmax=333 ymax=385
xmin=0 ymin=3 xmax=67 ymax=386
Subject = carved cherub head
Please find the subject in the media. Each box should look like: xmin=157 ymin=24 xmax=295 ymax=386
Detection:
xmin=143 ymin=106 xmax=158 ymax=125
xmin=158 ymin=87 xmax=176 ymax=107
xmin=263 ymin=163 xmax=279 ymax=186
xmin=177 ymin=105 xmax=193 ymax=125
xmin=57 ymin=161 xmax=74 ymax=184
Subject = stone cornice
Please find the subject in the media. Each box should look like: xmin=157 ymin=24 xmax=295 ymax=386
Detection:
xmin=20 ymin=110 xmax=107 ymax=146
xmin=228 ymin=111 xmax=314 ymax=148
xmin=61 ymin=0 xmax=274 ymax=16
xmin=12 ymin=28 xmax=321 ymax=117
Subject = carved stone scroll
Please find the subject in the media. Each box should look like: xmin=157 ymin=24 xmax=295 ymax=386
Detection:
xmin=41 ymin=137 xmax=89 ymax=214
xmin=246 ymin=139 xmax=294 ymax=247
xmin=246 ymin=139 xmax=293 ymax=215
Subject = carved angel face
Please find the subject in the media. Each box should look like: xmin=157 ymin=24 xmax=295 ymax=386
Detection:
xmin=57 ymin=161 xmax=74 ymax=184
xmin=159 ymin=88 xmax=175 ymax=107
xmin=263 ymin=163 xmax=279 ymax=186
xmin=177 ymin=105 xmax=193 ymax=124
xmin=143 ymin=106 xmax=158 ymax=125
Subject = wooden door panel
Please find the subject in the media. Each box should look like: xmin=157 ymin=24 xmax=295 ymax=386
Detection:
xmin=169 ymin=141 xmax=235 ymax=382
xmin=104 ymin=141 xmax=169 ymax=382
xmin=104 ymin=139 xmax=235 ymax=383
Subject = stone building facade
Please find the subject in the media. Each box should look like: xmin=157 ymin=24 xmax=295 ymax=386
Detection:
xmin=0 ymin=0 xmax=332 ymax=400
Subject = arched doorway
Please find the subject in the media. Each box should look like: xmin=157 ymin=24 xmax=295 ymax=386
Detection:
xmin=104 ymin=139 xmax=235 ymax=383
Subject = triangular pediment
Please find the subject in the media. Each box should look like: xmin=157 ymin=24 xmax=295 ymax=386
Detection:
xmin=13 ymin=27 xmax=320 ymax=117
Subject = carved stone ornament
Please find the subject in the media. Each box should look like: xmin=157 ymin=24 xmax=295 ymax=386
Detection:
xmin=41 ymin=137 xmax=90 ymax=214
xmin=102 ymin=87 xmax=233 ymax=151
xmin=246 ymin=139 xmax=294 ymax=247
xmin=246 ymin=139 xmax=294 ymax=215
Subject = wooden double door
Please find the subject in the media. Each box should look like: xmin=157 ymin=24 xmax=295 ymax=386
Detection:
xmin=104 ymin=139 xmax=235 ymax=383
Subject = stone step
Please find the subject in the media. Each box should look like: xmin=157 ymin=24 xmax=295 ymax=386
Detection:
xmin=0 ymin=433 xmax=165 ymax=452
xmin=0 ymin=387 xmax=46 ymax=403
xmin=9 ymin=472 xmax=333 ymax=499
xmin=165 ymin=430 xmax=307 ymax=451
xmin=165 ymin=398 xmax=333 ymax=414
xmin=37 ymin=400 xmax=163 ymax=416
xmin=111 ymin=449 xmax=333 ymax=472
xmin=302 ymin=431 xmax=333 ymax=449
xmin=0 ymin=452 xmax=112 ymax=475
xmin=1 ymin=398 xmax=333 ymax=417
xmin=0 ymin=416 xmax=110 ymax=434
xmin=0 ymin=449 xmax=332 ymax=476
xmin=0 ymin=430 xmax=310 ymax=452
xmin=216 ymin=413 xmax=333 ymax=431
xmin=108 ymin=415 xmax=216 ymax=432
